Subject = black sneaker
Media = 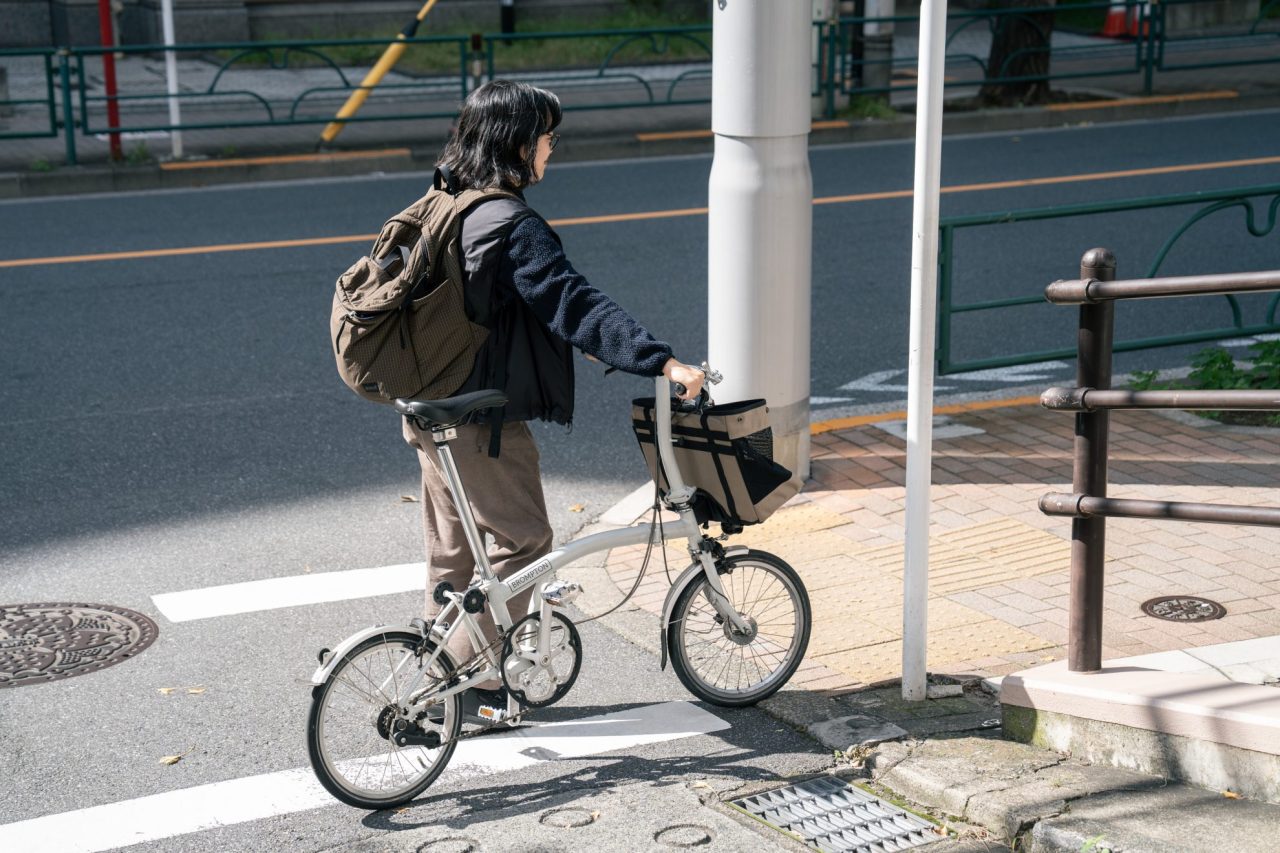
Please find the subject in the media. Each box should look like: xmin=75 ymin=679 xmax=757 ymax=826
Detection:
xmin=423 ymin=686 xmax=512 ymax=726
xmin=463 ymin=686 xmax=511 ymax=725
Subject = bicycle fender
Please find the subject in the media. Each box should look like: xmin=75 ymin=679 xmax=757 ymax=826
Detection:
xmin=310 ymin=625 xmax=423 ymax=686
xmin=658 ymin=545 xmax=749 ymax=671
xmin=659 ymin=563 xmax=701 ymax=672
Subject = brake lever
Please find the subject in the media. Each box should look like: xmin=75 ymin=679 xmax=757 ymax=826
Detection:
xmin=672 ymin=387 xmax=711 ymax=414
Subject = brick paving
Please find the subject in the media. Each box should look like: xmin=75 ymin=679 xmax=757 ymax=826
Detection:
xmin=603 ymin=400 xmax=1280 ymax=693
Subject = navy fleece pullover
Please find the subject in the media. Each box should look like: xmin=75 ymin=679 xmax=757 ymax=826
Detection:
xmin=496 ymin=214 xmax=674 ymax=377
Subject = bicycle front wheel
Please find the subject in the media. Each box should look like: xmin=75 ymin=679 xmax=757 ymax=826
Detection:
xmin=306 ymin=631 xmax=460 ymax=809
xmin=667 ymin=550 xmax=811 ymax=707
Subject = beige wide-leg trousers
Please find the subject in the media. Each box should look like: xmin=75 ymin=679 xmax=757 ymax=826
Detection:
xmin=403 ymin=418 xmax=553 ymax=687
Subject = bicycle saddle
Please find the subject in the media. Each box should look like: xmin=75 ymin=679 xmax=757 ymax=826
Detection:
xmin=394 ymin=389 xmax=508 ymax=428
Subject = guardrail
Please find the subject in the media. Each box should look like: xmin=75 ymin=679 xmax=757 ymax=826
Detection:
xmin=0 ymin=47 xmax=59 ymax=141
xmin=3 ymin=1 xmax=1277 ymax=163
xmin=1037 ymin=249 xmax=1280 ymax=672
xmin=936 ymin=183 xmax=1280 ymax=375
xmin=817 ymin=2 xmax=1148 ymax=117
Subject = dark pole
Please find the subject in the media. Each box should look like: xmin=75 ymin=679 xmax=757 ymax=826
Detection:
xmin=1069 ymin=248 xmax=1115 ymax=673
xmin=501 ymin=0 xmax=515 ymax=43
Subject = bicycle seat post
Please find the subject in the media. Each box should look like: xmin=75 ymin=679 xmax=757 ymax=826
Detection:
xmin=429 ymin=424 xmax=496 ymax=582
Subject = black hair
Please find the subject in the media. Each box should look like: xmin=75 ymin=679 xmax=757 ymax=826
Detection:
xmin=436 ymin=80 xmax=562 ymax=190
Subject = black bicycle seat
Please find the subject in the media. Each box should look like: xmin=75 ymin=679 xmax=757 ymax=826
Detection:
xmin=395 ymin=390 xmax=508 ymax=428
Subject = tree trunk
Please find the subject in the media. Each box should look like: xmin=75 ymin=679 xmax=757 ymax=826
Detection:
xmin=979 ymin=0 xmax=1057 ymax=106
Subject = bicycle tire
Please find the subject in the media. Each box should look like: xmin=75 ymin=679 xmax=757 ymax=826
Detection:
xmin=666 ymin=550 xmax=811 ymax=707
xmin=306 ymin=631 xmax=460 ymax=809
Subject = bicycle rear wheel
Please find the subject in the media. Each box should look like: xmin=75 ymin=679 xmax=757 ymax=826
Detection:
xmin=667 ymin=550 xmax=810 ymax=707
xmin=306 ymin=631 xmax=460 ymax=809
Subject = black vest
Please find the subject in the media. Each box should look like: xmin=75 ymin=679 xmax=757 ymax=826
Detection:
xmin=456 ymin=196 xmax=575 ymax=450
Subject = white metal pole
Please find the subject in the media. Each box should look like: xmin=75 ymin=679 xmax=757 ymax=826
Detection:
xmin=161 ymin=0 xmax=183 ymax=159
xmin=708 ymin=0 xmax=813 ymax=481
xmin=902 ymin=0 xmax=949 ymax=702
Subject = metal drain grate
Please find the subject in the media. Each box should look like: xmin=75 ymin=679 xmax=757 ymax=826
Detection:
xmin=730 ymin=776 xmax=941 ymax=853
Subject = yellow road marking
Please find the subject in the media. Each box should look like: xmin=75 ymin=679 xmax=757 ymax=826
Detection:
xmin=159 ymin=148 xmax=413 ymax=171
xmin=810 ymin=394 xmax=1042 ymax=435
xmin=6 ymin=154 xmax=1279 ymax=269
xmin=0 ymin=234 xmax=378 ymax=267
xmin=1045 ymin=90 xmax=1237 ymax=112
xmin=814 ymin=154 xmax=1280 ymax=205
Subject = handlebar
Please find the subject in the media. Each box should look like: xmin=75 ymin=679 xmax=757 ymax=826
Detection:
xmin=653 ymin=362 xmax=720 ymax=506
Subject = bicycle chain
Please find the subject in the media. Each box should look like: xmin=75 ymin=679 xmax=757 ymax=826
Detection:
xmin=412 ymin=631 xmax=536 ymax=746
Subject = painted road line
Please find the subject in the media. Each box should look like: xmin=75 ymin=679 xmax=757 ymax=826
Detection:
xmin=152 ymin=562 xmax=425 ymax=623
xmin=813 ymin=154 xmax=1280 ymax=206
xmin=1046 ymin=90 xmax=1238 ymax=112
xmin=8 ymin=153 xmax=1280 ymax=270
xmin=0 ymin=701 xmax=729 ymax=853
xmin=160 ymin=148 xmax=413 ymax=171
xmin=0 ymin=233 xmax=377 ymax=269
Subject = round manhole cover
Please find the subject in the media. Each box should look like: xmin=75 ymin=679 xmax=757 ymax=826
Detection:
xmin=654 ymin=824 xmax=715 ymax=848
xmin=0 ymin=603 xmax=158 ymax=688
xmin=540 ymin=807 xmax=596 ymax=828
xmin=1140 ymin=596 xmax=1226 ymax=623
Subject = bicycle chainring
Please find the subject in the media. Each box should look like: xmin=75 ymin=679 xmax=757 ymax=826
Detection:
xmin=500 ymin=610 xmax=582 ymax=708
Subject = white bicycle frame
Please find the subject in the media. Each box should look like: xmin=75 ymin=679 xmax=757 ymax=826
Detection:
xmin=310 ymin=375 xmax=749 ymax=719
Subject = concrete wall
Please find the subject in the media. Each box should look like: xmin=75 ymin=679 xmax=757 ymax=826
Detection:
xmin=1 ymin=0 xmax=707 ymax=47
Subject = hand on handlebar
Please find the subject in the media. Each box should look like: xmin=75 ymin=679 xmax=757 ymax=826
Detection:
xmin=663 ymin=358 xmax=706 ymax=401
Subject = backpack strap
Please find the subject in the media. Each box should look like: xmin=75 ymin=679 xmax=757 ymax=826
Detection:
xmin=434 ymin=165 xmax=458 ymax=195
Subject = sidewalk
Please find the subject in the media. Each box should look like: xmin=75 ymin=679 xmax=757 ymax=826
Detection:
xmin=563 ymin=394 xmax=1280 ymax=851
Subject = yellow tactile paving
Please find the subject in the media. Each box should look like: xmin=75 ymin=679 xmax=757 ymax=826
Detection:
xmin=734 ymin=501 xmax=851 ymax=543
xmin=814 ymin=619 xmax=1057 ymax=684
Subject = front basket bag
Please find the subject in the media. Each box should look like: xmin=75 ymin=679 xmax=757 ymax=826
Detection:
xmin=631 ymin=398 xmax=799 ymax=527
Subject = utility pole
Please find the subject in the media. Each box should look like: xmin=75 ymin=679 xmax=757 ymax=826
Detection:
xmin=708 ymin=1 xmax=814 ymax=482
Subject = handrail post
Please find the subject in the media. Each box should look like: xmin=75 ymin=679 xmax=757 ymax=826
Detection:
xmin=1070 ymin=247 xmax=1115 ymax=672
xmin=57 ymin=50 xmax=77 ymax=166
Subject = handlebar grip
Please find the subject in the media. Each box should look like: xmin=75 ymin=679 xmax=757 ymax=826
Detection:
xmin=673 ymin=382 xmax=687 ymax=398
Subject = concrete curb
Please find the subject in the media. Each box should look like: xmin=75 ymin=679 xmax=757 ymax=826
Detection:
xmin=4 ymin=90 xmax=1278 ymax=199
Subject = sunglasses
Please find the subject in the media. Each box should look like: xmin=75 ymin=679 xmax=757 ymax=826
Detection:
xmin=545 ymin=132 xmax=560 ymax=152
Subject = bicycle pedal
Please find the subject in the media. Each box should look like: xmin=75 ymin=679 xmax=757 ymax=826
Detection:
xmin=475 ymin=703 xmax=509 ymax=723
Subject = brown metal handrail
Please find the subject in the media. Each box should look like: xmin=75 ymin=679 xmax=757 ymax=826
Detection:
xmin=1039 ymin=249 xmax=1280 ymax=673
xmin=1045 ymin=270 xmax=1280 ymax=304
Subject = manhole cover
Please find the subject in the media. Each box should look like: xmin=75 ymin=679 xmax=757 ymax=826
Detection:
xmin=730 ymin=776 xmax=940 ymax=853
xmin=1140 ymin=596 xmax=1226 ymax=623
xmin=0 ymin=603 xmax=158 ymax=688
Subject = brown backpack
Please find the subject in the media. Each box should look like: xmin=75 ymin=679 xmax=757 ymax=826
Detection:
xmin=331 ymin=172 xmax=513 ymax=404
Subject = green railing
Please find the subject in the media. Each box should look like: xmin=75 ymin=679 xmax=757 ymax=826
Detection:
xmin=3 ymin=4 xmax=1278 ymax=161
xmin=482 ymin=25 xmax=712 ymax=109
xmin=817 ymin=1 xmax=1149 ymax=117
xmin=0 ymin=47 xmax=59 ymax=141
xmin=1149 ymin=0 xmax=1280 ymax=75
xmin=936 ymin=184 xmax=1280 ymax=375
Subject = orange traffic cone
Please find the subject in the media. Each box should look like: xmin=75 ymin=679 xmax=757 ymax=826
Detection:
xmin=1101 ymin=1 xmax=1130 ymax=38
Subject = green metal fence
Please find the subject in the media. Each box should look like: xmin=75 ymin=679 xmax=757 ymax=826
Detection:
xmin=482 ymin=25 xmax=713 ymax=109
xmin=816 ymin=2 xmax=1150 ymax=118
xmin=936 ymin=183 xmax=1280 ymax=375
xmin=0 ymin=47 xmax=59 ymax=141
xmin=5 ymin=2 xmax=1278 ymax=163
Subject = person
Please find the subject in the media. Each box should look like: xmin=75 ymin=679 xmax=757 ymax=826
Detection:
xmin=403 ymin=80 xmax=705 ymax=720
